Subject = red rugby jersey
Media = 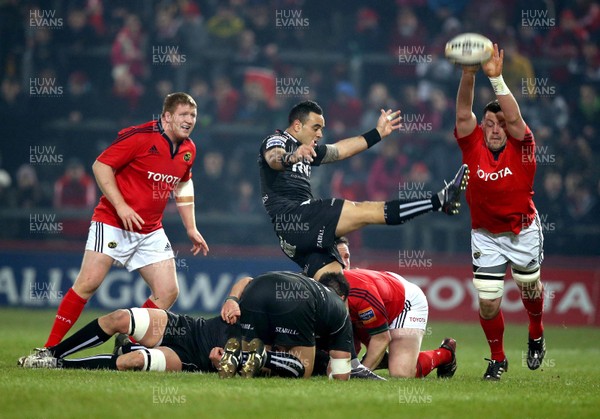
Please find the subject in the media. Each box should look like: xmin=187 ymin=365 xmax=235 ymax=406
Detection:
xmin=92 ymin=120 xmax=196 ymax=234
xmin=455 ymin=124 xmax=537 ymax=234
xmin=344 ymin=269 xmax=406 ymax=339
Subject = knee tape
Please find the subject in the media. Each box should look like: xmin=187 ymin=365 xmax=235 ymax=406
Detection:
xmin=141 ymin=348 xmax=167 ymax=372
xmin=328 ymin=357 xmax=351 ymax=379
xmin=472 ymin=278 xmax=505 ymax=299
xmin=128 ymin=308 xmax=150 ymax=342
xmin=512 ymin=267 xmax=540 ymax=286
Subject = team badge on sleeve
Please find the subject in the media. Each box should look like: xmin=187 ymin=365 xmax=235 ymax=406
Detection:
xmin=183 ymin=152 xmax=192 ymax=162
xmin=266 ymin=137 xmax=286 ymax=150
xmin=358 ymin=307 xmax=377 ymax=324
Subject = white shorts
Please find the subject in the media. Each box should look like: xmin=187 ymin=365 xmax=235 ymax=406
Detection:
xmin=85 ymin=222 xmax=174 ymax=272
xmin=387 ymin=272 xmax=429 ymax=331
xmin=471 ymin=213 xmax=544 ymax=271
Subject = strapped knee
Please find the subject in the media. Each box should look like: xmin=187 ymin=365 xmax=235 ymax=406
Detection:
xmin=473 ymin=265 xmax=506 ymax=299
xmin=127 ymin=308 xmax=150 ymax=342
xmin=512 ymin=267 xmax=541 ymax=287
xmin=140 ymin=348 xmax=167 ymax=372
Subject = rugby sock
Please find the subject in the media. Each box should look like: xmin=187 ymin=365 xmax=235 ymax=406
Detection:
xmin=44 ymin=288 xmax=88 ymax=347
xmin=415 ymin=349 xmax=452 ymax=378
xmin=521 ymin=284 xmax=545 ymax=340
xmin=312 ymin=350 xmax=330 ymax=376
xmin=384 ymin=199 xmax=434 ymax=225
xmin=59 ymin=354 xmax=118 ymax=370
xmin=264 ymin=351 xmax=305 ymax=378
xmin=480 ymin=311 xmax=506 ymax=361
xmin=142 ymin=298 xmax=159 ymax=309
xmin=49 ymin=318 xmax=112 ymax=359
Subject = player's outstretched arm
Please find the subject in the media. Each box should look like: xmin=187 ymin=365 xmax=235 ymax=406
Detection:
xmin=221 ymin=276 xmax=253 ymax=324
xmin=92 ymin=160 xmax=144 ymax=231
xmin=456 ymin=66 xmax=478 ymax=138
xmin=361 ymin=330 xmax=391 ymax=371
xmin=482 ymin=43 xmax=527 ymax=140
xmin=321 ymin=109 xmax=402 ymax=164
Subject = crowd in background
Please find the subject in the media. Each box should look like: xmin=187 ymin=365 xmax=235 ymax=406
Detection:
xmin=0 ymin=0 xmax=598 ymax=255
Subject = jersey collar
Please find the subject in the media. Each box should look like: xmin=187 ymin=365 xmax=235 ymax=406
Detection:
xmin=282 ymin=130 xmax=300 ymax=144
xmin=157 ymin=119 xmax=183 ymax=158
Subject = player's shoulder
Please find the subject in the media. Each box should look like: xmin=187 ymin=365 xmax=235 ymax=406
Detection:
xmin=262 ymin=129 xmax=291 ymax=150
xmin=115 ymin=120 xmax=157 ymax=143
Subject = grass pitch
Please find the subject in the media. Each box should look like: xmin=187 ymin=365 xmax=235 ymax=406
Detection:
xmin=1 ymin=308 xmax=599 ymax=419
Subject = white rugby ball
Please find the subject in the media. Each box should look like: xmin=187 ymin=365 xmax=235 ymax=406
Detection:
xmin=445 ymin=33 xmax=493 ymax=65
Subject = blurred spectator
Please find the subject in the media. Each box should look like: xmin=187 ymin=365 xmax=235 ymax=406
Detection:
xmin=577 ymin=84 xmax=600 ymax=126
xmin=230 ymin=179 xmax=259 ymax=214
xmin=327 ymin=81 xmax=363 ymax=136
xmin=111 ymin=14 xmax=146 ymax=79
xmin=196 ymin=150 xmax=228 ymax=213
xmin=177 ymin=2 xmax=209 ymax=57
xmin=53 ymin=158 xmax=96 ymax=237
xmin=502 ymin=37 xmax=535 ymax=94
xmin=111 ymin=64 xmax=144 ymax=122
xmin=188 ymin=77 xmax=215 ymax=127
xmin=63 ymin=71 xmax=99 ymax=124
xmin=13 ymin=164 xmax=46 ymax=208
xmin=360 ymin=83 xmax=398 ymax=132
xmin=214 ymin=75 xmax=240 ymax=123
xmin=206 ymin=5 xmax=245 ymax=49
xmin=53 ymin=159 xmax=96 ymax=209
xmin=0 ymin=77 xmax=28 ymax=130
xmin=367 ymin=140 xmax=409 ymax=201
xmin=389 ymin=7 xmax=429 ymax=81
xmin=544 ymin=9 xmax=588 ymax=83
xmin=349 ymin=7 xmax=384 ymax=53
xmin=236 ymin=79 xmax=271 ymax=126
xmin=566 ymin=177 xmax=598 ymax=225
xmin=330 ymin=154 xmax=369 ymax=203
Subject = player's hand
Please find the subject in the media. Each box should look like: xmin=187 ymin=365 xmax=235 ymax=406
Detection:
xmin=221 ymin=299 xmax=241 ymax=324
xmin=188 ymin=228 xmax=209 ymax=256
xmin=481 ymin=43 xmax=504 ymax=78
xmin=376 ymin=109 xmax=402 ymax=138
xmin=115 ymin=203 xmax=145 ymax=231
xmin=295 ymin=144 xmax=317 ymax=163
xmin=209 ymin=347 xmax=224 ymax=369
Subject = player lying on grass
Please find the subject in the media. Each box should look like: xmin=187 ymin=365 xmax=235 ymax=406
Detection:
xmin=18 ymin=307 xmax=327 ymax=378
xmin=219 ymin=271 xmax=354 ymax=380
xmin=322 ymin=237 xmax=457 ymax=379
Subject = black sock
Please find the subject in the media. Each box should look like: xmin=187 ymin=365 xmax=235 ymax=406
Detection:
xmin=49 ymin=319 xmax=113 ymax=359
xmin=264 ymin=351 xmax=305 ymax=378
xmin=384 ymin=199 xmax=435 ymax=225
xmin=59 ymin=354 xmax=118 ymax=370
xmin=312 ymin=350 xmax=329 ymax=376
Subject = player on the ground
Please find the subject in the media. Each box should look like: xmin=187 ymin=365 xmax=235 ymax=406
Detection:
xmin=259 ymin=100 xmax=469 ymax=280
xmin=219 ymin=271 xmax=354 ymax=381
xmin=20 ymin=308 xmax=228 ymax=372
xmin=42 ymin=92 xmax=209 ymax=348
xmin=321 ymin=238 xmax=457 ymax=379
xmin=454 ymin=43 xmax=545 ymax=380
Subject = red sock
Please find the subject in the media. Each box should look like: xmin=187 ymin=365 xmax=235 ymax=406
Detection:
xmin=141 ymin=298 xmax=159 ymax=309
xmin=480 ymin=311 xmax=505 ymax=361
xmin=44 ymin=288 xmax=88 ymax=347
xmin=521 ymin=285 xmax=544 ymax=339
xmin=415 ymin=348 xmax=452 ymax=378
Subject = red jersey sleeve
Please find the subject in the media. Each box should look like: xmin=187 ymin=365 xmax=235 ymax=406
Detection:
xmin=97 ymin=128 xmax=146 ymax=170
xmin=180 ymin=141 xmax=196 ymax=182
xmin=349 ymin=284 xmax=389 ymax=336
xmin=455 ymin=124 xmax=481 ymax=153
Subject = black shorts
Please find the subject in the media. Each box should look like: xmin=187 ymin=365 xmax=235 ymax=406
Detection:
xmin=159 ymin=312 xmax=223 ymax=373
xmin=274 ymin=198 xmax=345 ymax=277
xmin=239 ymin=276 xmax=317 ymax=348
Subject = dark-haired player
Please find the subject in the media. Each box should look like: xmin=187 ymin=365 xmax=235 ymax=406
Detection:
xmin=258 ymin=100 xmax=469 ymax=280
xmin=455 ymin=43 xmax=545 ymax=380
xmin=325 ymin=238 xmax=457 ymax=379
xmin=42 ymin=92 xmax=209 ymax=348
xmin=219 ymin=271 xmax=354 ymax=380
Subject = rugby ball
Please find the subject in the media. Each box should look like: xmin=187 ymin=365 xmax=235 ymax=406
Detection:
xmin=445 ymin=33 xmax=493 ymax=65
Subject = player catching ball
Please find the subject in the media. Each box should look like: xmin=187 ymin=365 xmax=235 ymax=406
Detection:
xmin=454 ymin=42 xmax=545 ymax=380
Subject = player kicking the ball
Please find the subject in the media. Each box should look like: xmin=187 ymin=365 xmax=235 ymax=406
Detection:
xmin=41 ymin=92 xmax=209 ymax=349
xmin=259 ymin=100 xmax=469 ymax=280
xmin=454 ymin=43 xmax=546 ymax=380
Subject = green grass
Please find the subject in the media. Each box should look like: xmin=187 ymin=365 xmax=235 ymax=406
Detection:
xmin=1 ymin=308 xmax=599 ymax=419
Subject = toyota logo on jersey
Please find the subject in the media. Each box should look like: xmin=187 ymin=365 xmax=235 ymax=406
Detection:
xmin=147 ymin=171 xmax=181 ymax=186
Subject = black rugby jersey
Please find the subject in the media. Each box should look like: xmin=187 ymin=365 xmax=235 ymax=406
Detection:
xmin=258 ymin=130 xmax=327 ymax=220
